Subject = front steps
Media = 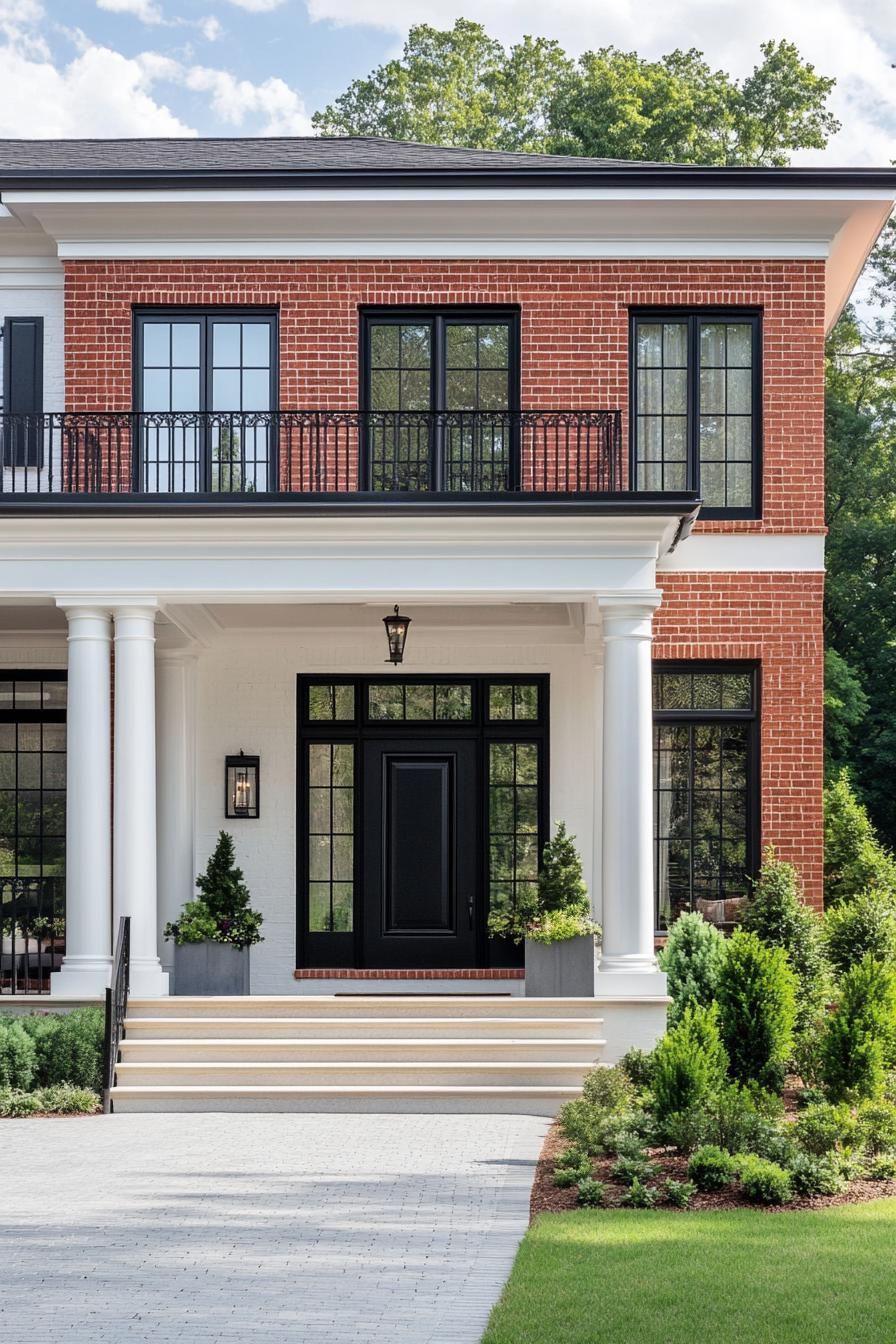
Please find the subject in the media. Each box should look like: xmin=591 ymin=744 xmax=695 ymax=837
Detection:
xmin=111 ymin=995 xmax=605 ymax=1113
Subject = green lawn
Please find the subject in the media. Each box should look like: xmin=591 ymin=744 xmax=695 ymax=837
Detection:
xmin=482 ymin=1201 xmax=896 ymax=1344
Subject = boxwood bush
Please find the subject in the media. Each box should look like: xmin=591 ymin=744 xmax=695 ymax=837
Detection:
xmin=821 ymin=955 xmax=896 ymax=1101
xmin=736 ymin=1154 xmax=793 ymax=1204
xmin=716 ymin=930 xmax=797 ymax=1090
xmin=824 ymin=891 xmax=896 ymax=977
xmin=0 ymin=1008 xmax=104 ymax=1094
xmin=687 ymin=1144 xmax=736 ymax=1192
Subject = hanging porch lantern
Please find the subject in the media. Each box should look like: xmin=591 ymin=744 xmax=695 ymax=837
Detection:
xmin=383 ymin=604 xmax=411 ymax=664
xmin=225 ymin=751 xmax=260 ymax=819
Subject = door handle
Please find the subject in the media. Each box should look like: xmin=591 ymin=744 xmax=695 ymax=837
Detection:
xmin=468 ymin=896 xmax=474 ymax=931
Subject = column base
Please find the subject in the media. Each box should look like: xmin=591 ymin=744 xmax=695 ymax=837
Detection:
xmin=128 ymin=959 xmax=170 ymax=998
xmin=593 ymin=965 xmax=670 ymax=1062
xmin=50 ymin=957 xmax=111 ymax=999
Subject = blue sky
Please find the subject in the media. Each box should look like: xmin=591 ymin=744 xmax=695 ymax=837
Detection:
xmin=0 ymin=0 xmax=893 ymax=163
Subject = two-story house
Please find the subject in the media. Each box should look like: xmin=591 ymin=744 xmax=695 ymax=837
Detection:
xmin=0 ymin=138 xmax=892 ymax=1111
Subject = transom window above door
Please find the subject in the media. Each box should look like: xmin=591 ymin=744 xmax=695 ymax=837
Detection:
xmin=361 ymin=308 xmax=520 ymax=492
xmin=134 ymin=310 xmax=276 ymax=493
xmin=631 ymin=311 xmax=761 ymax=517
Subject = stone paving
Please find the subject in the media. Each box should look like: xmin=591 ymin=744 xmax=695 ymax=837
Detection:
xmin=0 ymin=1111 xmax=547 ymax=1343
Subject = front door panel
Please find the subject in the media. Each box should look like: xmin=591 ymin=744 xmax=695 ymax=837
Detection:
xmin=363 ymin=738 xmax=477 ymax=967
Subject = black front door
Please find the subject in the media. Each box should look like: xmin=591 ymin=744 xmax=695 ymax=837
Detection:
xmin=362 ymin=738 xmax=478 ymax=967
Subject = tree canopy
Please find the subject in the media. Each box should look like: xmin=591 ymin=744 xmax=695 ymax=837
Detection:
xmin=312 ymin=21 xmax=839 ymax=166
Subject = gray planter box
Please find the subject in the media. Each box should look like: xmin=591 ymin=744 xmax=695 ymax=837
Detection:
xmin=173 ymin=941 xmax=250 ymax=996
xmin=525 ymin=934 xmax=596 ymax=997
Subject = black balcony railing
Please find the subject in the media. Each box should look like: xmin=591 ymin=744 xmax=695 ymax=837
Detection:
xmin=0 ymin=876 xmax=65 ymax=995
xmin=0 ymin=409 xmax=625 ymax=501
xmin=102 ymin=916 xmax=130 ymax=1114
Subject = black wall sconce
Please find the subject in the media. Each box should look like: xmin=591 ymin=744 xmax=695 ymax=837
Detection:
xmin=225 ymin=751 xmax=260 ymax=819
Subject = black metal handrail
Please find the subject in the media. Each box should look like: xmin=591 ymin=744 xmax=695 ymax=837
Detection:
xmin=0 ymin=409 xmax=624 ymax=498
xmin=102 ymin=916 xmax=130 ymax=1114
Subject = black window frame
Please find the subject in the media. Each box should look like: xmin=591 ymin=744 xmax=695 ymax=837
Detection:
xmin=630 ymin=308 xmax=762 ymax=520
xmin=295 ymin=672 xmax=548 ymax=970
xmin=652 ymin=660 xmax=760 ymax=932
xmin=359 ymin=306 xmax=521 ymax=493
xmin=132 ymin=307 xmax=279 ymax=493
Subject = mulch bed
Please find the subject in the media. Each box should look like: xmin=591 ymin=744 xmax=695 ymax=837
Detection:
xmin=531 ymin=1117 xmax=896 ymax=1219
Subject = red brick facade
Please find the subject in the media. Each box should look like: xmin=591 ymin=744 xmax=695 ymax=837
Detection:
xmin=654 ymin=572 xmax=825 ymax=909
xmin=62 ymin=258 xmax=826 ymax=904
xmin=63 ymin=258 xmax=826 ymax=534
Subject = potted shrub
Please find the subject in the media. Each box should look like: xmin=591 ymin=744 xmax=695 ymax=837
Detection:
xmin=164 ymin=831 xmax=263 ymax=995
xmin=488 ymin=821 xmax=599 ymax=996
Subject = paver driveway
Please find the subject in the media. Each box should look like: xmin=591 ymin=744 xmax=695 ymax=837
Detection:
xmin=0 ymin=1111 xmax=546 ymax=1343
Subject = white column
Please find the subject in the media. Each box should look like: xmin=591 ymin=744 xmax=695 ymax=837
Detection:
xmin=156 ymin=651 xmax=197 ymax=987
xmin=113 ymin=603 xmax=168 ymax=997
xmin=594 ymin=592 xmax=667 ymax=1002
xmin=51 ymin=605 xmax=113 ymax=997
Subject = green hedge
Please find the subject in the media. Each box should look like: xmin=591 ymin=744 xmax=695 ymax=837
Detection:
xmin=0 ymin=1007 xmax=104 ymax=1092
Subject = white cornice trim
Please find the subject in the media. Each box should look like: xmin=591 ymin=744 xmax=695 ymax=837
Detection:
xmin=0 ymin=255 xmax=63 ymax=288
xmin=6 ymin=187 xmax=896 ymax=206
xmin=54 ymin=237 xmax=832 ymax=261
xmin=658 ymin=533 xmax=825 ymax=572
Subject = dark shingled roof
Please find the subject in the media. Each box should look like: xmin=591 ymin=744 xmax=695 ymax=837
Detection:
xmin=0 ymin=135 xmax=639 ymax=173
xmin=0 ymin=136 xmax=893 ymax=191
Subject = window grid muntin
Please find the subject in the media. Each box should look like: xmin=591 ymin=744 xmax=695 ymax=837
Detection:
xmin=488 ymin=740 xmax=541 ymax=933
xmin=653 ymin=664 xmax=757 ymax=932
xmin=631 ymin=310 xmax=760 ymax=517
xmin=307 ymin=741 xmax=355 ymax=933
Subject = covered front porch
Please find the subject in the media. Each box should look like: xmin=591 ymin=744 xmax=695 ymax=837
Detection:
xmin=0 ymin=508 xmax=685 ymax=1051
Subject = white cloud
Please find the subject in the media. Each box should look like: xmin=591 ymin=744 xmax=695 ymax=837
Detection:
xmin=179 ymin=63 xmax=312 ymax=133
xmin=0 ymin=39 xmax=196 ymax=135
xmin=306 ymin=0 xmax=896 ymax=166
xmin=225 ymin=0 xmax=285 ymax=11
xmin=199 ymin=15 xmax=223 ymax=40
xmin=96 ymin=0 xmax=164 ymax=24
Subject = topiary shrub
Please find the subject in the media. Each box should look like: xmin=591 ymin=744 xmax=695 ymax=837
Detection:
xmin=824 ymin=771 xmax=896 ymax=906
xmin=651 ymin=1004 xmax=728 ymax=1121
xmin=788 ymin=1152 xmax=845 ymax=1197
xmin=856 ymin=1099 xmax=896 ymax=1154
xmin=793 ymin=1101 xmax=857 ymax=1155
xmin=575 ymin=1177 xmax=606 ymax=1208
xmin=740 ymin=848 xmax=830 ymax=1029
xmin=165 ymin=831 xmax=263 ymax=950
xmin=0 ymin=1020 xmax=36 ymax=1090
xmin=736 ymin=1154 xmax=793 ymax=1204
xmin=821 ymin=954 xmax=896 ymax=1101
xmin=658 ymin=911 xmax=725 ymax=1025
xmin=824 ymin=891 xmax=896 ymax=977
xmin=581 ymin=1064 xmax=634 ymax=1113
xmin=716 ymin=929 xmax=797 ymax=1089
xmin=687 ymin=1144 xmax=736 ymax=1192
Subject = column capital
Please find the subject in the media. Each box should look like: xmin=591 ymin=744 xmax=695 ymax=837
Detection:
xmin=597 ymin=591 xmax=662 ymax=641
xmin=56 ymin=596 xmax=159 ymax=613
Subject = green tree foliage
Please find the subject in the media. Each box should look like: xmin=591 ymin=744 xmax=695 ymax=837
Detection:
xmin=658 ymin=911 xmax=726 ymax=1025
xmin=740 ymin=848 xmax=829 ymax=1029
xmin=821 ymin=954 xmax=896 ymax=1101
xmin=314 ymin=24 xmax=837 ymax=167
xmin=536 ymin=821 xmax=589 ymax=917
xmin=312 ymin=20 xmax=572 ymax=151
xmin=716 ymin=930 xmax=797 ymax=1089
xmin=824 ymin=649 xmax=869 ymax=779
xmin=824 ymin=772 xmax=896 ymax=905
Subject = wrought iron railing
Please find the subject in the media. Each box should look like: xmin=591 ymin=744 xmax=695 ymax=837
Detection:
xmin=0 ymin=409 xmax=624 ymax=499
xmin=0 ymin=877 xmax=65 ymax=995
xmin=102 ymin=916 xmax=130 ymax=1114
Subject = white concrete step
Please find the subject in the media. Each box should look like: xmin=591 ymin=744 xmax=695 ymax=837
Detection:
xmin=119 ymin=1037 xmax=605 ymax=1064
xmin=109 ymin=1084 xmax=580 ymax=1115
xmin=126 ymin=995 xmax=603 ymax=1020
xmin=123 ymin=1015 xmax=604 ymax=1041
xmin=114 ymin=1060 xmax=595 ymax=1088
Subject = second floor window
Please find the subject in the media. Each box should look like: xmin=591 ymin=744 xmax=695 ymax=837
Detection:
xmin=361 ymin=308 xmax=519 ymax=492
xmin=631 ymin=311 xmax=761 ymax=517
xmin=134 ymin=310 xmax=276 ymax=493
